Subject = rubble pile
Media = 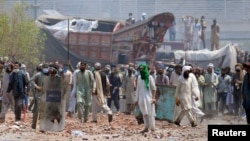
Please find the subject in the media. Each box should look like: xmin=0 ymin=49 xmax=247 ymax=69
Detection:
xmin=0 ymin=112 xmax=208 ymax=140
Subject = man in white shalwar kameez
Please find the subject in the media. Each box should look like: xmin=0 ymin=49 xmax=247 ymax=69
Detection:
xmin=63 ymin=64 xmax=73 ymax=112
xmin=174 ymin=66 xmax=199 ymax=127
xmin=67 ymin=62 xmax=80 ymax=117
xmin=186 ymin=66 xmax=205 ymax=120
xmin=192 ymin=18 xmax=201 ymax=50
xmin=135 ymin=64 xmax=157 ymax=133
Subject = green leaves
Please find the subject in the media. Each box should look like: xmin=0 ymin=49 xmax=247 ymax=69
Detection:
xmin=0 ymin=1 xmax=45 ymax=68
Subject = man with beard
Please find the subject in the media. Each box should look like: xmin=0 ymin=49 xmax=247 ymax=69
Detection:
xmin=0 ymin=63 xmax=14 ymax=123
xmin=155 ymin=67 xmax=169 ymax=86
xmin=92 ymin=62 xmax=113 ymax=123
xmin=169 ymin=64 xmax=182 ymax=86
xmin=217 ymin=67 xmax=231 ymax=115
xmin=169 ymin=64 xmax=183 ymax=120
xmin=122 ymin=67 xmax=136 ymax=115
xmin=107 ymin=67 xmax=122 ymax=113
xmin=174 ymin=66 xmax=199 ymax=127
xmin=75 ymin=61 xmax=96 ymax=123
xmin=203 ymin=63 xmax=218 ymax=114
xmin=232 ymin=63 xmax=244 ymax=116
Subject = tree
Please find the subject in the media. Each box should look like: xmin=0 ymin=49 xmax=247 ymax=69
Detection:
xmin=0 ymin=1 xmax=46 ymax=68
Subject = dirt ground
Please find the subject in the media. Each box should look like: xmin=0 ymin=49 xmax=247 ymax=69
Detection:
xmin=0 ymin=110 xmax=246 ymax=141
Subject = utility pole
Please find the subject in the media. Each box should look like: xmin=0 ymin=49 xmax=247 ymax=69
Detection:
xmin=68 ymin=19 xmax=70 ymax=64
xmin=31 ymin=0 xmax=40 ymax=19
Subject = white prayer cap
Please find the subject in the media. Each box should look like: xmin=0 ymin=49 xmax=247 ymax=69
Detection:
xmin=182 ymin=66 xmax=192 ymax=74
xmin=142 ymin=12 xmax=146 ymax=16
xmin=21 ymin=64 xmax=26 ymax=68
xmin=94 ymin=62 xmax=102 ymax=69
xmin=105 ymin=64 xmax=111 ymax=70
xmin=76 ymin=61 xmax=81 ymax=68
xmin=183 ymin=66 xmax=191 ymax=72
xmin=207 ymin=63 xmax=214 ymax=68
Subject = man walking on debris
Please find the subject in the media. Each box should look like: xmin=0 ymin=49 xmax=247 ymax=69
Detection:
xmin=67 ymin=62 xmax=80 ymax=117
xmin=75 ymin=61 xmax=96 ymax=123
xmin=232 ymin=63 xmax=244 ymax=116
xmin=20 ymin=64 xmax=30 ymax=122
xmin=63 ymin=64 xmax=73 ymax=113
xmin=92 ymin=62 xmax=113 ymax=123
xmin=174 ymin=66 xmax=199 ymax=127
xmin=135 ymin=64 xmax=157 ymax=133
xmin=30 ymin=63 xmax=49 ymax=129
xmin=216 ymin=67 xmax=231 ymax=115
xmin=0 ymin=63 xmax=14 ymax=123
xmin=210 ymin=19 xmax=220 ymax=51
xmin=107 ymin=67 xmax=122 ymax=113
xmin=7 ymin=62 xmax=29 ymax=123
xmin=122 ymin=67 xmax=136 ymax=115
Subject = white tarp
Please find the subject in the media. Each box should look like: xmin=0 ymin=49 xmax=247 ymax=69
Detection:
xmin=174 ymin=43 xmax=238 ymax=72
xmin=45 ymin=19 xmax=98 ymax=40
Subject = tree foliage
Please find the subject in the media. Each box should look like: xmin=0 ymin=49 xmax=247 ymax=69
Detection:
xmin=0 ymin=1 xmax=46 ymax=68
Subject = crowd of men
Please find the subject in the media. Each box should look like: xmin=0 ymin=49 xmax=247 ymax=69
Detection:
xmin=181 ymin=15 xmax=220 ymax=51
xmin=154 ymin=61 xmax=250 ymax=126
xmin=0 ymin=58 xmax=249 ymax=133
xmin=126 ymin=12 xmax=220 ymax=51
